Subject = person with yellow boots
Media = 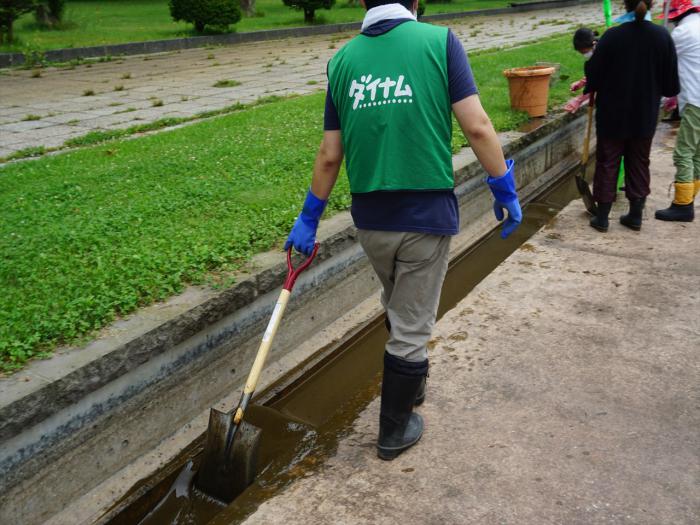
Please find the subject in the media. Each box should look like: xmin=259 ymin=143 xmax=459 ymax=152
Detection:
xmin=655 ymin=0 xmax=700 ymax=222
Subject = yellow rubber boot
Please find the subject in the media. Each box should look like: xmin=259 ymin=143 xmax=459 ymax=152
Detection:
xmin=694 ymin=180 xmax=700 ymax=199
xmin=655 ymin=182 xmax=695 ymax=222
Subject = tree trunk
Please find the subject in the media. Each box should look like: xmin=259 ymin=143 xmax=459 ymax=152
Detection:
xmin=7 ymin=21 xmax=13 ymax=44
xmin=240 ymin=0 xmax=256 ymax=16
xmin=194 ymin=20 xmax=205 ymax=33
xmin=304 ymin=8 xmax=314 ymax=23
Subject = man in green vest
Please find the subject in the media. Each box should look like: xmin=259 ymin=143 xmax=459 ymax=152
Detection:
xmin=285 ymin=0 xmax=522 ymax=460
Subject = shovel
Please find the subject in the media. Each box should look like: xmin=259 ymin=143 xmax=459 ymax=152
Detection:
xmin=577 ymin=95 xmax=598 ymax=216
xmin=195 ymin=243 xmax=319 ymax=503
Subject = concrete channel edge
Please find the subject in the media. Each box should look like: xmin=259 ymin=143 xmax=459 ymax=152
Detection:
xmin=0 ymin=109 xmax=591 ymax=524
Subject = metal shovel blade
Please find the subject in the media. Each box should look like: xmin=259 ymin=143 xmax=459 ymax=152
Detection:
xmin=576 ymin=173 xmax=598 ymax=216
xmin=195 ymin=407 xmax=262 ymax=503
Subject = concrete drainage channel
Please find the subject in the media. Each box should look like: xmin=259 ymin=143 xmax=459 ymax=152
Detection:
xmin=0 ymin=110 xmax=593 ymax=524
xmin=101 ymin=168 xmax=585 ymax=525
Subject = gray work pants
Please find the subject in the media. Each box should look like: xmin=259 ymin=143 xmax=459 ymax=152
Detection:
xmin=357 ymin=230 xmax=451 ymax=362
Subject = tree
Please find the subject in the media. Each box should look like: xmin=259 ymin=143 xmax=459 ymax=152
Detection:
xmin=240 ymin=0 xmax=255 ymax=17
xmin=282 ymin=0 xmax=334 ymax=24
xmin=169 ymin=0 xmax=241 ymax=33
xmin=34 ymin=0 xmax=65 ymax=28
xmin=0 ymin=0 xmax=36 ymax=44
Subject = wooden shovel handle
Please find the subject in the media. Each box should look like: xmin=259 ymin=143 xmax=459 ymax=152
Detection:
xmin=240 ymin=244 xmax=319 ymax=401
xmin=582 ymin=93 xmax=595 ymax=165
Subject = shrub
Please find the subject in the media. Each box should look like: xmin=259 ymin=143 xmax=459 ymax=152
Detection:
xmin=282 ymin=0 xmax=334 ymax=23
xmin=169 ymin=0 xmax=241 ymax=33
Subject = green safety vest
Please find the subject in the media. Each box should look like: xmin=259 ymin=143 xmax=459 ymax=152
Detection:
xmin=328 ymin=21 xmax=454 ymax=194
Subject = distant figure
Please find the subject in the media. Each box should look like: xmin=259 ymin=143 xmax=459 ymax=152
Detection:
xmin=655 ymin=0 xmax=700 ymax=222
xmin=565 ymin=27 xmax=598 ymax=113
xmin=573 ymin=27 xmax=599 ymax=57
xmin=584 ymin=0 xmax=680 ymax=232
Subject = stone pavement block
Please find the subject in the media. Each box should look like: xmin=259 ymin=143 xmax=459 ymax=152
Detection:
xmin=42 ymin=111 xmax=105 ymax=125
xmin=0 ymin=120 xmax=55 ymax=133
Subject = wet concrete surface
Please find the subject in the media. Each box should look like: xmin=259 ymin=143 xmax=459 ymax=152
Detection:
xmin=236 ymin=125 xmax=700 ymax=525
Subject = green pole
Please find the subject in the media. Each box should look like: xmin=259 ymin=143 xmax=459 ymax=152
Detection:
xmin=603 ymin=0 xmax=613 ymax=27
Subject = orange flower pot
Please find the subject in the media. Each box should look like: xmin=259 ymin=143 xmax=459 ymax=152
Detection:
xmin=503 ymin=66 xmax=556 ymax=118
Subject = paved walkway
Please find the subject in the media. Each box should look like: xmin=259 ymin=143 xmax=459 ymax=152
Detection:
xmin=0 ymin=3 xmax=613 ymax=158
xmin=239 ymin=124 xmax=700 ymax=525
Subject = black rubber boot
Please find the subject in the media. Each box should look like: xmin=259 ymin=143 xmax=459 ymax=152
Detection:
xmin=620 ymin=197 xmax=646 ymax=231
xmin=383 ymin=318 xmax=426 ymax=406
xmin=414 ymin=375 xmax=426 ymax=406
xmin=377 ymin=354 xmax=427 ymax=461
xmin=589 ymin=202 xmax=612 ymax=232
xmin=655 ymin=203 xmax=694 ymax=222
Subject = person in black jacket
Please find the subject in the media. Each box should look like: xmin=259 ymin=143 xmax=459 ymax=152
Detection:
xmin=585 ymin=0 xmax=680 ymax=232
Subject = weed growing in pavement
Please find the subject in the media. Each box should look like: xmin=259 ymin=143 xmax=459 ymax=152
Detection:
xmin=114 ymin=85 xmax=125 ymax=91
xmin=151 ymin=98 xmax=164 ymax=107
xmin=22 ymin=114 xmax=41 ymax=121
xmin=121 ymin=72 xmax=132 ymax=79
xmin=213 ymin=79 xmax=241 ymax=88
xmin=67 ymin=119 xmax=80 ymax=125
xmin=4 ymin=145 xmax=45 ymax=161
xmin=306 ymin=80 xmax=318 ymax=85
xmin=207 ymin=53 xmax=215 ymax=60
xmin=83 ymin=89 xmax=95 ymax=96
xmin=30 ymin=69 xmax=42 ymax=78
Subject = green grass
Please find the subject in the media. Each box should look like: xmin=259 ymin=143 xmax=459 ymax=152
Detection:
xmin=1 ymin=0 xmax=512 ymax=53
xmin=0 ymin=35 xmax=583 ymax=372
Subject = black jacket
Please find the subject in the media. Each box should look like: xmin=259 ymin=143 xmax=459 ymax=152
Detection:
xmin=585 ymin=20 xmax=680 ymax=139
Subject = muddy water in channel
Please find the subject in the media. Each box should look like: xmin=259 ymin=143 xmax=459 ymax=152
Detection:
xmin=126 ymin=173 xmax=581 ymax=525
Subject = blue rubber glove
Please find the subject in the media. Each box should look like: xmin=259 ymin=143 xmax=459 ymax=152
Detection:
xmin=284 ymin=189 xmax=327 ymax=256
xmin=486 ymin=159 xmax=522 ymax=239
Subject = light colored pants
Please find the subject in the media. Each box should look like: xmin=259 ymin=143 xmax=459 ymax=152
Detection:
xmin=674 ymin=104 xmax=700 ymax=183
xmin=357 ymin=230 xmax=450 ymax=362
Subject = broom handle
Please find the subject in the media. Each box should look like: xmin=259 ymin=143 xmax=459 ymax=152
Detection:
xmin=233 ymin=244 xmax=319 ymax=424
xmin=582 ymin=94 xmax=595 ymax=165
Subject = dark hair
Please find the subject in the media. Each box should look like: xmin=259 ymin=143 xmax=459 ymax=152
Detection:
xmin=364 ymin=0 xmax=414 ymax=10
xmin=573 ymin=27 xmax=598 ymax=52
xmin=624 ymin=0 xmax=652 ymax=22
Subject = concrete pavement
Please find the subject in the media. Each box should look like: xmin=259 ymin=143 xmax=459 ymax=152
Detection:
xmin=239 ymin=123 xmax=700 ymax=525
xmin=0 ymin=3 xmax=614 ymax=158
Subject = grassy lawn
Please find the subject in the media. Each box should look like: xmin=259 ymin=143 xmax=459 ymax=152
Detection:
xmin=0 ymin=34 xmax=584 ymax=372
xmin=2 ymin=0 xmax=513 ymax=53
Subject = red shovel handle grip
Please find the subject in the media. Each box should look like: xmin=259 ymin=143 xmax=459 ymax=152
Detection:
xmin=283 ymin=242 xmax=319 ymax=291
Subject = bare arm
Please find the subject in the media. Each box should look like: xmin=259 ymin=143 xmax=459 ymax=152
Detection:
xmin=310 ymin=130 xmax=344 ymax=200
xmin=452 ymin=94 xmax=507 ymax=178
